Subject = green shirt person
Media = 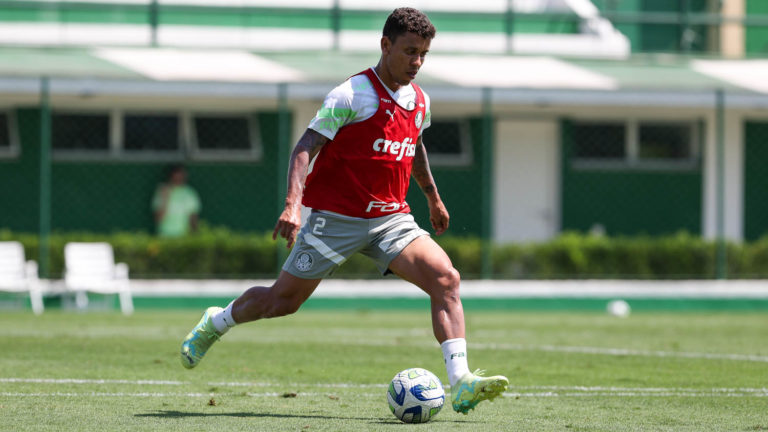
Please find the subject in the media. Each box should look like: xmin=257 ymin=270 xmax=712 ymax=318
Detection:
xmin=152 ymin=165 xmax=201 ymax=237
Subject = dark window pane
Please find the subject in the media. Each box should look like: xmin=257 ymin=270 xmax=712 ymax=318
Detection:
xmin=194 ymin=116 xmax=250 ymax=150
xmin=124 ymin=114 xmax=179 ymax=151
xmin=639 ymin=123 xmax=692 ymax=159
xmin=422 ymin=120 xmax=462 ymax=155
xmin=52 ymin=113 xmax=109 ymax=150
xmin=0 ymin=113 xmax=9 ymax=148
xmin=572 ymin=122 xmax=625 ymax=159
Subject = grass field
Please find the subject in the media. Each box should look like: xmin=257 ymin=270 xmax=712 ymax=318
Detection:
xmin=2 ymin=307 xmax=768 ymax=431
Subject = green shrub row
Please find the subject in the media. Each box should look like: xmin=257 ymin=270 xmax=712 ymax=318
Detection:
xmin=3 ymin=228 xmax=767 ymax=279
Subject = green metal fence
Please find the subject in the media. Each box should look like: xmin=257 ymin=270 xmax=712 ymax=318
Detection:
xmin=0 ymin=78 xmax=496 ymax=278
xmin=1 ymin=0 xmax=768 ymax=56
xmin=4 ymin=77 xmax=768 ymax=280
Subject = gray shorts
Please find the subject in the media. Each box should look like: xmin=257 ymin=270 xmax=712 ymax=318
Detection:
xmin=283 ymin=211 xmax=429 ymax=279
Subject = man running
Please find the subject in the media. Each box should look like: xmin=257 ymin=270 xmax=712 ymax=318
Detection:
xmin=180 ymin=7 xmax=508 ymax=415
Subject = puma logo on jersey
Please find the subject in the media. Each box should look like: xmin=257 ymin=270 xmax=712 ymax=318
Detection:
xmin=385 ymin=109 xmax=396 ymax=120
xmin=372 ymin=137 xmax=416 ymax=161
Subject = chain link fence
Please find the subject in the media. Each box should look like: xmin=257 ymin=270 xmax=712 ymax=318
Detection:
xmin=2 ymin=79 xmax=768 ymax=279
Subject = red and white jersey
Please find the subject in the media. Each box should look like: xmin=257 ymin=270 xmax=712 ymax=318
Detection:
xmin=303 ymin=68 xmax=428 ymax=218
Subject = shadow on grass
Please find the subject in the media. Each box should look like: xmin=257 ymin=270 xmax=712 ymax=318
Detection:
xmin=136 ymin=410 xmax=378 ymax=421
xmin=136 ymin=410 xmax=480 ymax=424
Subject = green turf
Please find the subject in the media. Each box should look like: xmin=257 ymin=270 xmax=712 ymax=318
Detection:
xmin=2 ymin=309 xmax=767 ymax=431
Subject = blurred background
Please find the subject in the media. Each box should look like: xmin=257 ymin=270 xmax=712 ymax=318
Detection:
xmin=2 ymin=0 xmax=768 ymax=283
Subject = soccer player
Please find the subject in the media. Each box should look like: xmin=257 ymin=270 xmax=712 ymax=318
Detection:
xmin=180 ymin=7 xmax=508 ymax=415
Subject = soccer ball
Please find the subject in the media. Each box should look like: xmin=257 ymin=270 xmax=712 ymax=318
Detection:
xmin=607 ymin=299 xmax=631 ymax=317
xmin=387 ymin=368 xmax=445 ymax=423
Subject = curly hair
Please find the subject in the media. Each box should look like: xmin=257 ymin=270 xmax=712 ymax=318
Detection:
xmin=382 ymin=7 xmax=436 ymax=43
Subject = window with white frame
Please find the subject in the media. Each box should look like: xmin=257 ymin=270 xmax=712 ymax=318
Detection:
xmin=570 ymin=119 xmax=700 ymax=169
xmin=123 ymin=113 xmax=181 ymax=152
xmin=51 ymin=110 xmax=262 ymax=161
xmin=52 ymin=112 xmax=110 ymax=151
xmin=421 ymin=119 xmax=472 ymax=166
xmin=190 ymin=113 xmax=261 ymax=159
xmin=638 ymin=121 xmax=695 ymax=160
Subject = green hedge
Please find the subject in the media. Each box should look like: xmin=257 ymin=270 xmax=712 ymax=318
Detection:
xmin=2 ymin=228 xmax=767 ymax=279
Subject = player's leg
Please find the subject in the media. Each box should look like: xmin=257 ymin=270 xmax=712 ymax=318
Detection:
xmin=181 ymin=210 xmax=359 ymax=369
xmin=388 ymin=235 xmax=463 ymax=343
xmin=388 ymin=236 xmax=508 ymax=415
xmin=231 ymin=271 xmax=321 ymax=323
xmin=180 ymin=271 xmax=321 ymax=369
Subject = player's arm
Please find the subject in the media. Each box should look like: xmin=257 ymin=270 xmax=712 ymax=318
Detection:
xmin=273 ymin=128 xmax=329 ymax=247
xmin=412 ymin=136 xmax=449 ymax=235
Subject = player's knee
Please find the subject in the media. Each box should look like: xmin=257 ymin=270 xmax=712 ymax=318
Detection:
xmin=434 ymin=266 xmax=461 ymax=300
xmin=440 ymin=266 xmax=460 ymax=290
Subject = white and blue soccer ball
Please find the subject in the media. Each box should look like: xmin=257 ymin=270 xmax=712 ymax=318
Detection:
xmin=387 ymin=368 xmax=445 ymax=423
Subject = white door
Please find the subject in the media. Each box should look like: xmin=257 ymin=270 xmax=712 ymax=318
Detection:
xmin=494 ymin=119 xmax=559 ymax=242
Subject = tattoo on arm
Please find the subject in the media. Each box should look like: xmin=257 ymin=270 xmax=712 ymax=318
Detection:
xmin=295 ymin=129 xmax=328 ymax=160
xmin=285 ymin=129 xmax=329 ymax=206
xmin=412 ymin=137 xmax=437 ymax=197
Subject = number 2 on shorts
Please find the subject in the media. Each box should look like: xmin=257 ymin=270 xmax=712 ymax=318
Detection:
xmin=312 ymin=217 xmax=326 ymax=235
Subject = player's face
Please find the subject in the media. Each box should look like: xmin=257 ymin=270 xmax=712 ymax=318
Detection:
xmin=170 ymin=169 xmax=187 ymax=185
xmin=382 ymin=32 xmax=431 ymax=87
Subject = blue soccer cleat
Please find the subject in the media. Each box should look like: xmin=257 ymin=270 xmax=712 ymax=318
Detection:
xmin=451 ymin=369 xmax=509 ymax=414
xmin=180 ymin=307 xmax=223 ymax=369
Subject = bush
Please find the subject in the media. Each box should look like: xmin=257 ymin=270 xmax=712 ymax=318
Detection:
xmin=0 ymin=228 xmax=757 ymax=280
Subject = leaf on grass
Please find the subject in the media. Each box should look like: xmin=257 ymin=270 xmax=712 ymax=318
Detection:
xmin=208 ymin=398 xmax=217 ymax=406
xmin=281 ymin=392 xmax=298 ymax=398
xmin=327 ymin=394 xmax=340 ymax=400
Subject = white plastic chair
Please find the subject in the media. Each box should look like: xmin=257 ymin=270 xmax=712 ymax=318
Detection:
xmin=0 ymin=241 xmax=44 ymax=315
xmin=64 ymin=242 xmax=133 ymax=315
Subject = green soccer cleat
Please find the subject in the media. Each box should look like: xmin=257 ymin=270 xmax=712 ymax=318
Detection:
xmin=451 ymin=369 xmax=509 ymax=414
xmin=180 ymin=306 xmax=223 ymax=369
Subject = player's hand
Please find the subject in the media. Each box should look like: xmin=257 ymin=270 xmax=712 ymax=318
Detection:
xmin=428 ymin=200 xmax=449 ymax=236
xmin=273 ymin=204 xmax=302 ymax=248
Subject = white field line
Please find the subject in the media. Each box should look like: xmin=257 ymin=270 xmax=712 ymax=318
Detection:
xmin=0 ymin=378 xmax=385 ymax=388
xmin=0 ymin=378 xmax=185 ymax=385
xmin=2 ymin=378 xmax=768 ymax=398
xmin=5 ymin=379 xmax=768 ymax=394
xmin=285 ymin=338 xmax=768 ymax=364
xmin=518 ymin=385 xmax=768 ymax=393
xmin=0 ymin=392 xmax=333 ymax=398
xmin=6 ymin=324 xmax=766 ymax=364
xmin=505 ymin=391 xmax=768 ymax=397
xmin=470 ymin=342 xmax=768 ymax=363
xmin=2 ymin=390 xmax=768 ymax=398
xmin=207 ymin=381 xmax=387 ymax=388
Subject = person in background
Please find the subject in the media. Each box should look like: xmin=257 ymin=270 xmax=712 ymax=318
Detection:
xmin=152 ymin=164 xmax=201 ymax=237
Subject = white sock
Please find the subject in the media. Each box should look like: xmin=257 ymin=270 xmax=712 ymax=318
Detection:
xmin=211 ymin=300 xmax=237 ymax=334
xmin=441 ymin=338 xmax=471 ymax=387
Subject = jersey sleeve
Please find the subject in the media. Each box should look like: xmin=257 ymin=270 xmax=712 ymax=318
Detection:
xmin=308 ymin=80 xmax=358 ymax=140
xmin=420 ymin=90 xmax=431 ymax=135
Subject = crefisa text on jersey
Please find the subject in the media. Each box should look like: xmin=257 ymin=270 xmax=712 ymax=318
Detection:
xmin=372 ymin=137 xmax=417 ymax=161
